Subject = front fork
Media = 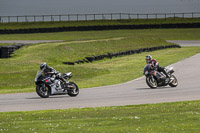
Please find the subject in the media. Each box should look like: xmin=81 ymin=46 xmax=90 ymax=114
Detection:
xmin=41 ymin=84 xmax=48 ymax=91
xmin=150 ymin=75 xmax=155 ymax=82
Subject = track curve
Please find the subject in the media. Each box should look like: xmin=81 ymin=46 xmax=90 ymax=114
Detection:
xmin=0 ymin=41 xmax=200 ymax=112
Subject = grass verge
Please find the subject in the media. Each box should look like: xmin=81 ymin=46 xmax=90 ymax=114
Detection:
xmin=0 ymin=100 xmax=200 ymax=132
xmin=0 ymin=28 xmax=200 ymax=41
xmin=0 ymin=18 xmax=200 ymax=30
xmin=0 ymin=43 xmax=14 ymax=46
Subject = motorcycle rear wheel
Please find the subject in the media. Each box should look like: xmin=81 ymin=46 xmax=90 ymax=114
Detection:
xmin=146 ymin=77 xmax=158 ymax=89
xmin=36 ymin=84 xmax=50 ymax=98
xmin=169 ymin=75 xmax=178 ymax=87
xmin=67 ymin=82 xmax=79 ymax=97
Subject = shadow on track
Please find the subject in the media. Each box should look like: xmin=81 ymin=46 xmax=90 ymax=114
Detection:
xmin=136 ymin=86 xmax=172 ymax=90
xmin=27 ymin=95 xmax=69 ymax=99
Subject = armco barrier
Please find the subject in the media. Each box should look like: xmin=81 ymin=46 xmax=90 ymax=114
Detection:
xmin=63 ymin=44 xmax=181 ymax=65
xmin=0 ymin=46 xmax=1 ymax=58
xmin=0 ymin=23 xmax=200 ymax=34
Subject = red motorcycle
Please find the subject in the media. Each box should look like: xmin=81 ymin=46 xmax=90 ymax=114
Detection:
xmin=143 ymin=64 xmax=178 ymax=89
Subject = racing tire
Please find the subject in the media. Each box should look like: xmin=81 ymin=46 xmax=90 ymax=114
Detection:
xmin=169 ymin=75 xmax=178 ymax=87
xmin=146 ymin=76 xmax=158 ymax=89
xmin=36 ymin=84 xmax=50 ymax=98
xmin=67 ymin=82 xmax=79 ymax=97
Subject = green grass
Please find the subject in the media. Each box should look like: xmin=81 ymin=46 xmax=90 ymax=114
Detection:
xmin=1 ymin=100 xmax=200 ymax=132
xmin=0 ymin=18 xmax=200 ymax=30
xmin=0 ymin=28 xmax=200 ymax=41
xmin=0 ymin=43 xmax=14 ymax=46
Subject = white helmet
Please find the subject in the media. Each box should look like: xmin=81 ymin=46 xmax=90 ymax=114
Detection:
xmin=145 ymin=55 xmax=152 ymax=63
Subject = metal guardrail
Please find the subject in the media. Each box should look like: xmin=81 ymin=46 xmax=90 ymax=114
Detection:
xmin=0 ymin=12 xmax=200 ymax=23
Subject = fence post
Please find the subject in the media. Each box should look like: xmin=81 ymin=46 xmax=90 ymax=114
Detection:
xmin=77 ymin=14 xmax=78 ymax=21
xmin=192 ymin=12 xmax=193 ymax=18
xmin=8 ymin=16 xmax=10 ymax=23
xmin=120 ymin=13 xmax=121 ymax=20
xmin=68 ymin=15 xmax=70 ymax=21
xmin=59 ymin=15 xmax=61 ymax=21
xmin=165 ymin=13 xmax=166 ymax=20
xmin=85 ymin=14 xmax=87 ymax=21
xmin=182 ymin=13 xmax=184 ymax=18
xmin=17 ymin=16 xmax=18 ymax=23
xmin=137 ymin=14 xmax=139 ymax=19
xmin=93 ymin=14 xmax=95 ymax=20
xmin=111 ymin=13 xmax=112 ymax=20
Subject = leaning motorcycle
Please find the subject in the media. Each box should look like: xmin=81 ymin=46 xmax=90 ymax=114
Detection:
xmin=35 ymin=69 xmax=79 ymax=98
xmin=143 ymin=64 xmax=178 ymax=89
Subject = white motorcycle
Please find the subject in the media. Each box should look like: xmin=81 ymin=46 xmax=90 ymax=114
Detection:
xmin=35 ymin=69 xmax=79 ymax=98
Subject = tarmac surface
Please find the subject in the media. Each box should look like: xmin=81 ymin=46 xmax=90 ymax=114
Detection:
xmin=167 ymin=40 xmax=200 ymax=46
xmin=0 ymin=41 xmax=200 ymax=112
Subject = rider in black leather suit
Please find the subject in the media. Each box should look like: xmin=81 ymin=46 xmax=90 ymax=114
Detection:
xmin=40 ymin=62 xmax=65 ymax=82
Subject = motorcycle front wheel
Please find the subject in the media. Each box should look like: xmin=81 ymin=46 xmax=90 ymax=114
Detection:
xmin=146 ymin=76 xmax=158 ymax=89
xmin=36 ymin=84 xmax=50 ymax=98
xmin=169 ymin=75 xmax=178 ymax=87
xmin=67 ymin=82 xmax=79 ymax=97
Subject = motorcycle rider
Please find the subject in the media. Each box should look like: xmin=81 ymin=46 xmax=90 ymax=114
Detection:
xmin=40 ymin=62 xmax=65 ymax=82
xmin=145 ymin=55 xmax=169 ymax=79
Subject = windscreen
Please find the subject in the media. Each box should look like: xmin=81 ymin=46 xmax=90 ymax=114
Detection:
xmin=144 ymin=64 xmax=151 ymax=73
xmin=35 ymin=68 xmax=45 ymax=82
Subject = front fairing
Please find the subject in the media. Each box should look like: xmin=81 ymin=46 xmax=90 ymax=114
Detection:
xmin=144 ymin=64 xmax=151 ymax=76
xmin=144 ymin=64 xmax=159 ymax=79
xmin=35 ymin=68 xmax=45 ymax=83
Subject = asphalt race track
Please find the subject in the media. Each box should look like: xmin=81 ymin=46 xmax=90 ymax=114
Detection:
xmin=0 ymin=41 xmax=200 ymax=112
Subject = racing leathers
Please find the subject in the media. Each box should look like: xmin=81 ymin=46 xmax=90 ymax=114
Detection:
xmin=43 ymin=66 xmax=66 ymax=82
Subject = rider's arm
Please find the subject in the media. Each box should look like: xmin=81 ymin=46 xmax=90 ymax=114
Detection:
xmin=44 ymin=66 xmax=57 ymax=75
xmin=150 ymin=59 xmax=159 ymax=70
xmin=47 ymin=67 xmax=62 ymax=79
xmin=48 ymin=66 xmax=56 ymax=72
xmin=152 ymin=59 xmax=159 ymax=67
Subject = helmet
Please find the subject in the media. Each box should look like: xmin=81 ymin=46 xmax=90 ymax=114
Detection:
xmin=40 ymin=62 xmax=47 ymax=70
xmin=145 ymin=55 xmax=152 ymax=63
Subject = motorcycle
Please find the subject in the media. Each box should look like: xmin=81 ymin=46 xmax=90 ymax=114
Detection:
xmin=35 ymin=68 xmax=79 ymax=98
xmin=143 ymin=64 xmax=178 ymax=89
